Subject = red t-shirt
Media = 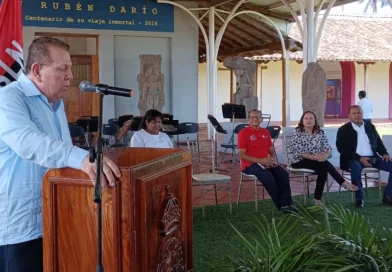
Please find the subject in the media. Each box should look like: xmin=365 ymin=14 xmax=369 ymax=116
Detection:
xmin=237 ymin=126 xmax=272 ymax=171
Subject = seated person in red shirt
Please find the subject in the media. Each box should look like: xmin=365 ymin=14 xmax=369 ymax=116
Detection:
xmin=238 ymin=109 xmax=293 ymax=211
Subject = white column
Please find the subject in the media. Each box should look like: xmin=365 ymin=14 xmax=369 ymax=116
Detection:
xmin=364 ymin=63 xmax=369 ymax=91
xmin=306 ymin=0 xmax=315 ymax=64
xmin=208 ymin=7 xmax=216 ymax=139
xmin=284 ymin=53 xmax=291 ymax=127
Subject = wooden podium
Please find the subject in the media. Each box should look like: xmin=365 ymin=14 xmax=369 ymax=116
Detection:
xmin=42 ymin=147 xmax=193 ymax=271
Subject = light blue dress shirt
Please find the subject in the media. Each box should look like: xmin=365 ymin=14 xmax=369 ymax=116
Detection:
xmin=0 ymin=73 xmax=89 ymax=245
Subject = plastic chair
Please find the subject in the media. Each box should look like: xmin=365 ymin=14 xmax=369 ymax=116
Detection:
xmin=261 ymin=113 xmax=271 ymax=127
xmin=339 ymin=167 xmax=382 ymax=201
xmin=220 ymin=123 xmax=248 ymax=167
xmin=266 ymin=126 xmax=281 ymax=163
xmin=69 ymin=124 xmax=86 ymax=147
xmin=108 ymin=118 xmax=119 ymax=126
xmin=103 ymin=123 xmax=120 ymax=145
xmin=284 ymin=134 xmax=317 ymax=204
xmin=188 ymin=140 xmax=232 ymax=218
xmin=237 ymin=170 xmax=265 ymax=211
xmin=177 ymin=122 xmax=199 ymax=146
xmin=207 ymin=114 xmax=228 ymax=173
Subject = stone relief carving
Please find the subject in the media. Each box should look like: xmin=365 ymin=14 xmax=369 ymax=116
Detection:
xmin=223 ymin=56 xmax=258 ymax=115
xmin=302 ymin=62 xmax=327 ymax=126
xmin=137 ymin=55 xmax=165 ymax=116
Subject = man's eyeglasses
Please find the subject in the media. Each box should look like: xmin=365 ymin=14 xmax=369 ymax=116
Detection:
xmin=249 ymin=116 xmax=261 ymax=119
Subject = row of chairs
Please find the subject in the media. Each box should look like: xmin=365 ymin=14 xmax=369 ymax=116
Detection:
xmin=70 ymin=116 xmax=202 ymax=148
xmin=283 ymin=131 xmax=382 ymax=204
xmin=190 ymin=129 xmax=383 ymax=217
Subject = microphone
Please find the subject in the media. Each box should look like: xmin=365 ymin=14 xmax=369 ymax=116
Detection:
xmin=79 ymin=81 xmax=133 ymax=97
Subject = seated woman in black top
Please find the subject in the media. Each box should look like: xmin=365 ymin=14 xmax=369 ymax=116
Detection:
xmin=290 ymin=111 xmax=357 ymax=206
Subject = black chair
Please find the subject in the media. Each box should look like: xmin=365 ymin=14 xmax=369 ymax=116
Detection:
xmin=266 ymin=126 xmax=281 ymax=163
xmin=81 ymin=115 xmax=98 ymax=118
xmin=161 ymin=113 xmax=174 ymax=121
xmin=76 ymin=117 xmax=99 ymax=147
xmin=261 ymin=114 xmax=271 ymax=127
xmin=108 ymin=118 xmax=119 ymax=126
xmin=69 ymin=125 xmax=86 ymax=147
xmin=220 ymin=123 xmax=248 ymax=167
xmin=130 ymin=116 xmax=144 ymax=131
xmin=177 ymin=122 xmax=199 ymax=146
xmin=118 ymin=115 xmax=133 ymax=128
xmin=109 ymin=143 xmax=126 ymax=148
xmin=103 ymin=123 xmax=120 ymax=135
xmin=207 ymin=115 xmax=228 ymax=173
xmin=103 ymin=123 xmax=121 ymax=145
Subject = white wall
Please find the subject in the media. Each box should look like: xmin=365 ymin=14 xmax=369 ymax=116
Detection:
xmin=198 ymin=59 xmax=392 ymax=123
xmin=22 ymin=4 xmax=198 ymax=124
xmin=113 ymin=36 xmax=171 ymax=117
xmin=261 ymin=61 xmax=283 ymax=121
xmin=355 ymin=62 xmax=390 ymax=118
xmin=367 ymin=62 xmax=390 ymax=118
xmin=319 ymin=61 xmax=342 ymax=80
xmin=288 ymin=61 xmax=303 ymax=121
xmin=198 ymin=62 xmax=231 ymax=123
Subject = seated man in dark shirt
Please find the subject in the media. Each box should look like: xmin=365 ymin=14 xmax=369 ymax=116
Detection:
xmin=336 ymin=105 xmax=392 ymax=208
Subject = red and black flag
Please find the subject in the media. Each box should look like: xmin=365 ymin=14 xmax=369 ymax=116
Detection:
xmin=0 ymin=0 xmax=23 ymax=87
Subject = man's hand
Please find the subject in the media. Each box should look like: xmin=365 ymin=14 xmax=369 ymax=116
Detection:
xmin=359 ymin=157 xmax=372 ymax=167
xmin=257 ymin=157 xmax=277 ymax=167
xmin=81 ymin=155 xmax=121 ymax=188
xmin=382 ymin=154 xmax=392 ymax=162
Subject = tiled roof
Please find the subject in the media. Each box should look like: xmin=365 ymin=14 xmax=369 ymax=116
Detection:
xmin=250 ymin=14 xmax=392 ymax=62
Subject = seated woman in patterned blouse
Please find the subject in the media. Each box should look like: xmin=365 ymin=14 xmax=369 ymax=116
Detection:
xmin=291 ymin=111 xmax=358 ymax=205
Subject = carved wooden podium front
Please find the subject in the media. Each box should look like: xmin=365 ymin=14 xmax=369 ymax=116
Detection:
xmin=42 ymin=148 xmax=193 ymax=271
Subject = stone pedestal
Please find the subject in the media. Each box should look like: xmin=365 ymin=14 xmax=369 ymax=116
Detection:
xmin=302 ymin=62 xmax=327 ymax=126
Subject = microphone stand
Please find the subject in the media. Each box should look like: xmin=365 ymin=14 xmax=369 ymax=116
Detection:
xmin=89 ymin=91 xmax=104 ymax=272
xmin=79 ymin=81 xmax=131 ymax=272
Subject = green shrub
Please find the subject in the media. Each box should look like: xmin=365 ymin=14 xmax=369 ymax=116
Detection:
xmin=203 ymin=204 xmax=392 ymax=272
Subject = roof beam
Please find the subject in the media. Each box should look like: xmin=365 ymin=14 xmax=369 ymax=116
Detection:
xmin=226 ymin=3 xmax=292 ymax=21
xmin=220 ymin=45 xmax=274 ymax=57
xmin=200 ymin=20 xmax=249 ymax=48
xmin=219 ymin=39 xmax=301 ymax=57
xmin=266 ymin=0 xmax=297 ymax=10
xmin=200 ymin=18 xmax=254 ymax=47
xmin=203 ymin=0 xmax=235 ymax=7
xmin=230 ymin=17 xmax=273 ymax=41
xmin=210 ymin=11 xmax=274 ymax=43
xmin=217 ymin=5 xmax=277 ymax=40
xmin=233 ymin=13 xmax=281 ymax=37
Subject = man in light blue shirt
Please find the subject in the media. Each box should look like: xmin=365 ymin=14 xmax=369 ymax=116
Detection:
xmin=0 ymin=37 xmax=121 ymax=272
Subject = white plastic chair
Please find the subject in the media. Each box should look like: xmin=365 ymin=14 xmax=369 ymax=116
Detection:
xmin=237 ymin=169 xmax=265 ymax=211
xmin=340 ymin=167 xmax=382 ymax=201
xmin=284 ymin=134 xmax=317 ymax=204
xmin=187 ymin=140 xmax=232 ymax=218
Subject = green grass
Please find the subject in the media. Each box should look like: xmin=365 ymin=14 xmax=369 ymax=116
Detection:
xmin=193 ymin=188 xmax=392 ymax=271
